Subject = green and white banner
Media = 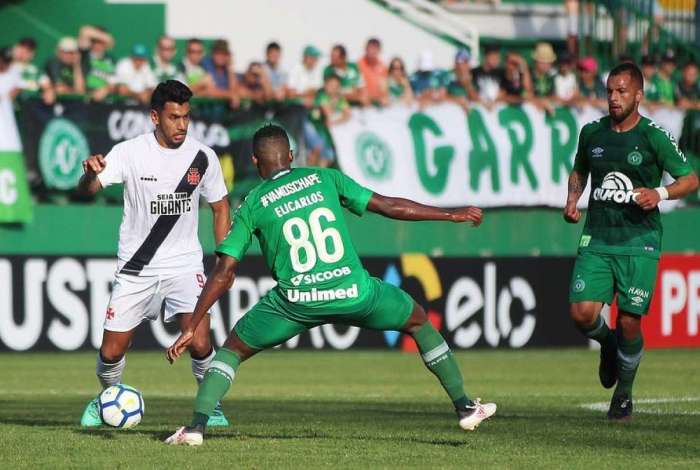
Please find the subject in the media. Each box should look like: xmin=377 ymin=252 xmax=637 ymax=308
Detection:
xmin=332 ymin=103 xmax=684 ymax=208
xmin=0 ymin=151 xmax=33 ymax=223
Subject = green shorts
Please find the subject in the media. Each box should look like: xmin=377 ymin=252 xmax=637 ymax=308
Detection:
xmin=234 ymin=277 xmax=414 ymax=350
xmin=569 ymin=251 xmax=659 ymax=315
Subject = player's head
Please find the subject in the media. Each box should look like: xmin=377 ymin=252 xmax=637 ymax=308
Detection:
xmin=606 ymin=62 xmax=643 ymax=123
xmin=150 ymin=80 xmax=193 ymax=148
xmin=252 ymin=124 xmax=292 ymax=177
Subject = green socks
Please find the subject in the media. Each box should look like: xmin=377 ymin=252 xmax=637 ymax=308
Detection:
xmin=579 ymin=314 xmax=617 ymax=354
xmin=413 ymin=322 xmax=472 ymax=410
xmin=191 ymin=347 xmax=241 ymax=427
xmin=614 ymin=334 xmax=643 ymax=398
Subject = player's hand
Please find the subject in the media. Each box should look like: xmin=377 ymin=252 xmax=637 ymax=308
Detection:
xmin=82 ymin=154 xmax=106 ymax=177
xmin=450 ymin=206 xmax=483 ymax=227
xmin=563 ymin=202 xmax=581 ymax=223
xmin=633 ymin=187 xmax=661 ymax=211
xmin=166 ymin=329 xmax=194 ymax=364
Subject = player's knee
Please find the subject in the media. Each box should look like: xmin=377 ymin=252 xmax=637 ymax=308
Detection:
xmin=99 ymin=346 xmax=125 ymax=364
xmin=188 ymin=336 xmax=211 ymax=358
xmin=618 ymin=313 xmax=642 ymax=338
xmin=569 ymin=304 xmax=596 ymax=327
xmin=402 ymin=304 xmax=428 ymax=334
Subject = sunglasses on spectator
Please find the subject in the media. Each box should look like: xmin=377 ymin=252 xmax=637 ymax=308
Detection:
xmin=188 ymin=48 xmax=204 ymax=54
xmin=159 ymin=45 xmax=176 ymax=51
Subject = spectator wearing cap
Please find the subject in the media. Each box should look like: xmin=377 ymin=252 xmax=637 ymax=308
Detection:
xmin=153 ymin=35 xmax=184 ymax=84
xmin=386 ymin=57 xmax=413 ymax=104
xmin=576 ymin=56 xmax=606 ymax=110
xmin=470 ymin=44 xmax=504 ymax=108
xmin=653 ymin=50 xmax=676 ymax=106
xmin=323 ymin=44 xmax=368 ymax=106
xmin=78 ymin=25 xmax=116 ymax=102
xmin=202 ymin=39 xmax=240 ymax=108
xmin=500 ymin=52 xmax=532 ymax=105
xmin=554 ymin=51 xmax=579 ymax=105
xmin=39 ymin=36 xmax=85 ymax=105
xmin=115 ymin=44 xmax=157 ymax=105
xmin=10 ymin=37 xmax=39 ymax=93
xmin=179 ymin=38 xmax=214 ymax=95
xmin=288 ymin=45 xmax=323 ymax=106
xmin=262 ymin=42 xmax=288 ymax=100
xmin=409 ymin=50 xmax=447 ymax=108
xmin=530 ymin=42 xmax=556 ymax=114
xmin=675 ymin=62 xmax=700 ymax=110
xmin=446 ymin=48 xmax=475 ymax=111
xmin=640 ymin=55 xmax=661 ymax=106
xmin=358 ymin=38 xmax=389 ymax=106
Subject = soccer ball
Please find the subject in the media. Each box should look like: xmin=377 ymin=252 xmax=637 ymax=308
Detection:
xmin=98 ymin=384 xmax=144 ymax=429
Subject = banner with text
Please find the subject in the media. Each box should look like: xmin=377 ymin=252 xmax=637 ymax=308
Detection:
xmin=332 ymin=103 xmax=685 ymax=208
xmin=0 ymin=255 xmax=585 ymax=351
xmin=0 ymin=151 xmax=33 ymax=223
xmin=16 ymin=98 xmax=307 ymax=198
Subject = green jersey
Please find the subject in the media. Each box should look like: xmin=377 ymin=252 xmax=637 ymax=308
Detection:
xmin=81 ymin=50 xmax=115 ymax=90
xmin=218 ymin=167 xmax=374 ymax=310
xmin=573 ymin=116 xmax=693 ymax=258
xmin=323 ymin=63 xmax=363 ymax=90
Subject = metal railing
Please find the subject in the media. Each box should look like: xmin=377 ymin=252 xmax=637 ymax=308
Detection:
xmin=579 ymin=0 xmax=697 ymax=65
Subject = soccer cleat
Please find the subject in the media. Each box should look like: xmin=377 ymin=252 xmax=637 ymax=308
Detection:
xmin=206 ymin=403 xmax=230 ymax=427
xmin=80 ymin=397 xmax=103 ymax=427
xmin=457 ymin=398 xmax=497 ymax=431
xmin=599 ymin=347 xmax=618 ymax=389
xmin=607 ymin=394 xmax=633 ymax=422
xmin=164 ymin=425 xmax=204 ymax=446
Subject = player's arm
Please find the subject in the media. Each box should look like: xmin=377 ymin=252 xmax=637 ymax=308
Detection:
xmin=166 ymin=255 xmax=238 ymax=363
xmin=77 ymin=154 xmax=106 ymax=196
xmin=564 ymin=127 xmax=590 ymax=223
xmin=634 ymin=173 xmax=699 ymax=210
xmin=210 ymin=198 xmax=231 ymax=245
xmin=634 ymin=128 xmax=700 ymax=210
xmin=366 ymin=193 xmax=482 ymax=226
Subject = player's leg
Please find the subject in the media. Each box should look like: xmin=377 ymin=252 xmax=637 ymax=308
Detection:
xmin=166 ymin=296 xmax=308 ymax=445
xmin=353 ymin=278 xmax=495 ymax=431
xmin=606 ymin=255 xmax=657 ymax=421
xmin=569 ymin=252 xmax=618 ymax=388
xmin=81 ymin=274 xmax=156 ymax=426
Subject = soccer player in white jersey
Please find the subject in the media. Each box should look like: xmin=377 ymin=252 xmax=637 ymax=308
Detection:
xmin=77 ymin=80 xmax=231 ymax=427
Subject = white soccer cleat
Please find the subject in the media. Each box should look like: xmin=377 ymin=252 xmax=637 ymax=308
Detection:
xmin=164 ymin=426 xmax=203 ymax=446
xmin=457 ymin=398 xmax=497 ymax=431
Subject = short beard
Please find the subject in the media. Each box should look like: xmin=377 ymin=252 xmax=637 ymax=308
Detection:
xmin=609 ymin=103 xmax=635 ymax=123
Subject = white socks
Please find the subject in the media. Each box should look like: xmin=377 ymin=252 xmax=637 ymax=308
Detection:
xmin=96 ymin=354 xmax=126 ymax=389
xmin=191 ymin=348 xmax=216 ymax=385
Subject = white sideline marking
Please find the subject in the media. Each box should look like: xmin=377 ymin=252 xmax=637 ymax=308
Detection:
xmin=580 ymin=397 xmax=700 ymax=415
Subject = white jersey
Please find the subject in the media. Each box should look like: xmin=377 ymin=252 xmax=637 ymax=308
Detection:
xmin=98 ymin=132 xmax=228 ymax=276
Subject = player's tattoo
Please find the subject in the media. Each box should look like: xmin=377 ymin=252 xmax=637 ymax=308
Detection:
xmin=566 ymin=171 xmax=587 ymax=205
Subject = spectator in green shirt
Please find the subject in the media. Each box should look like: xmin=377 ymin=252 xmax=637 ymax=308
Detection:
xmin=575 ymin=56 xmax=606 ymax=110
xmin=641 ymin=55 xmax=662 ymax=108
xmin=78 ymin=25 xmax=116 ymax=102
xmin=653 ymin=50 xmax=677 ymax=106
xmin=446 ymin=48 xmax=475 ymax=112
xmin=386 ymin=57 xmax=413 ymax=105
xmin=153 ymin=35 xmax=185 ymax=84
xmin=309 ymin=74 xmax=351 ymax=167
xmin=323 ymin=44 xmax=368 ymax=106
xmin=675 ymin=62 xmax=700 ymax=110
xmin=530 ymin=42 xmax=556 ymax=115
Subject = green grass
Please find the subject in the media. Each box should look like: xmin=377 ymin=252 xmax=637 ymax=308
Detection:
xmin=1 ymin=349 xmax=699 ymax=469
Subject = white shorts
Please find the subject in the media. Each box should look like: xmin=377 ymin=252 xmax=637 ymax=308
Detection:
xmin=104 ymin=271 xmax=207 ymax=332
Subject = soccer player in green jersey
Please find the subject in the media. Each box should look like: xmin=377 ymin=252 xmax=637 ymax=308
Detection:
xmin=564 ymin=63 xmax=699 ymax=421
xmin=164 ymin=124 xmax=496 ymax=446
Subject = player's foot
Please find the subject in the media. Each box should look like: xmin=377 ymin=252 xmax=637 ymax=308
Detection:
xmin=80 ymin=397 xmax=102 ymax=427
xmin=206 ymin=403 xmax=230 ymax=427
xmin=607 ymin=394 xmax=633 ymax=422
xmin=457 ymin=398 xmax=497 ymax=431
xmin=599 ymin=346 xmax=618 ymax=389
xmin=164 ymin=425 xmax=204 ymax=446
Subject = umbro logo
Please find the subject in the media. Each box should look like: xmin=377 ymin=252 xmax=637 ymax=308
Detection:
xmin=592 ymin=147 xmax=604 ymax=157
xmin=140 ymin=176 xmax=158 ymax=182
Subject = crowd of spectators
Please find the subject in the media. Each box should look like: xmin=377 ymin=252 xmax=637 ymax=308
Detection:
xmin=2 ymin=25 xmax=700 ymax=165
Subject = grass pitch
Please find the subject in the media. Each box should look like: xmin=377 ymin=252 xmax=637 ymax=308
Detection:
xmin=1 ymin=349 xmax=699 ymax=469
